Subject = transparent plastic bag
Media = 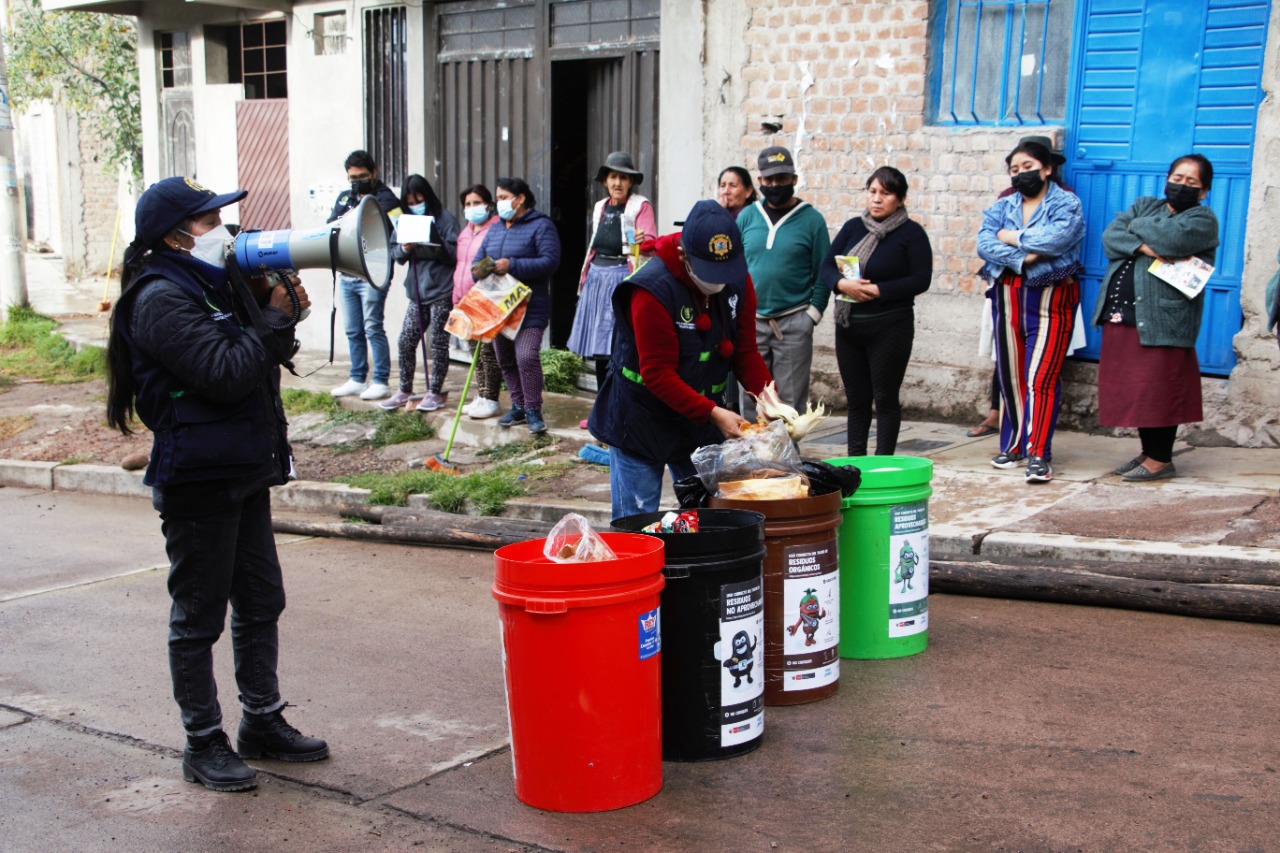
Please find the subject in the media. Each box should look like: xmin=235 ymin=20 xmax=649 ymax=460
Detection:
xmin=690 ymin=419 xmax=809 ymax=496
xmin=543 ymin=512 xmax=618 ymax=563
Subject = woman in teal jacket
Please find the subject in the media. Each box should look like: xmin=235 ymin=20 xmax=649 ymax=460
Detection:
xmin=1092 ymin=154 xmax=1220 ymax=482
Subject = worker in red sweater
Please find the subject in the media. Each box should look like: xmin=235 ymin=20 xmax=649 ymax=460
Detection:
xmin=589 ymin=200 xmax=773 ymax=519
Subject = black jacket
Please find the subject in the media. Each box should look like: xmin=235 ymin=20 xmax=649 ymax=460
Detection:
xmin=118 ymin=253 xmax=296 ymax=513
xmin=393 ymin=209 xmax=461 ymax=304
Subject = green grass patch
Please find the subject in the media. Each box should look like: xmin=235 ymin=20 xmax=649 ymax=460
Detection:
xmin=540 ymin=347 xmax=587 ymax=394
xmin=371 ymin=410 xmax=436 ymax=447
xmin=0 ymin=305 xmax=106 ymax=384
xmin=58 ymin=455 xmax=96 ymax=466
xmin=281 ymin=388 xmax=342 ymax=415
xmin=476 ymin=435 xmax=555 ymax=462
xmin=335 ymin=464 xmax=530 ymax=514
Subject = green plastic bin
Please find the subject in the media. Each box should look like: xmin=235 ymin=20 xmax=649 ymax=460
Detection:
xmin=825 ymin=455 xmax=932 ymax=659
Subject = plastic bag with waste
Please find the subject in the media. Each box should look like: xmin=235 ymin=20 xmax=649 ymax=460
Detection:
xmin=689 ymin=419 xmax=808 ymax=496
xmin=543 ymin=512 xmax=618 ymax=563
xmin=445 ymin=272 xmax=531 ymax=342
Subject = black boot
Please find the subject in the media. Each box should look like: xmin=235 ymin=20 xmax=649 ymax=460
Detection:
xmin=237 ymin=707 xmax=329 ymax=762
xmin=183 ymin=731 xmax=258 ymax=792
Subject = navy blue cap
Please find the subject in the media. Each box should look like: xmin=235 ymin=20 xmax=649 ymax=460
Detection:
xmin=680 ymin=200 xmax=747 ymax=285
xmin=134 ymin=177 xmax=247 ymax=249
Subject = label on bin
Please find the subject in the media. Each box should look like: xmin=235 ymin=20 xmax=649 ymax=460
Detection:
xmin=888 ymin=501 xmax=929 ymax=638
xmin=781 ymin=541 xmax=840 ymax=691
xmin=716 ymin=577 xmax=765 ymax=746
xmin=638 ymin=606 xmax=661 ymax=660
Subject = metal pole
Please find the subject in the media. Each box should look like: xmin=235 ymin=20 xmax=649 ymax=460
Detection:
xmin=0 ymin=28 xmax=29 ymax=322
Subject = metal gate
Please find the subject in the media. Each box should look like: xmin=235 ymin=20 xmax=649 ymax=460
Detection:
xmin=433 ymin=0 xmax=659 ymax=220
xmin=435 ymin=1 xmax=543 ymax=208
xmin=365 ymin=6 xmax=409 ymax=189
xmin=1066 ymin=0 xmax=1271 ymax=375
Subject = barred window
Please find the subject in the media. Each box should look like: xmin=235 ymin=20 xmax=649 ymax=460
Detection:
xmin=929 ymin=0 xmax=1075 ymax=126
xmin=228 ymin=20 xmax=288 ymax=100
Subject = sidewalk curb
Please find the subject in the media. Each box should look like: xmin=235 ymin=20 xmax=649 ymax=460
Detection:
xmin=0 ymin=460 xmax=58 ymax=490
xmin=6 ymin=458 xmax=1278 ymax=574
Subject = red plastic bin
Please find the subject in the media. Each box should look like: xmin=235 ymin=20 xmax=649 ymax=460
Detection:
xmin=492 ymin=532 xmax=665 ymax=812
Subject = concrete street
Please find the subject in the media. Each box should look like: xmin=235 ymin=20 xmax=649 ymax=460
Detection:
xmin=2 ymin=487 xmax=1278 ymax=852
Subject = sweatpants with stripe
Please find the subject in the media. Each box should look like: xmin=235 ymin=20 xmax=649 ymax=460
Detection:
xmin=990 ymin=278 xmax=1078 ymax=461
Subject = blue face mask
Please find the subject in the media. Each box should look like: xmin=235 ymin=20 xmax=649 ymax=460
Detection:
xmin=497 ymin=198 xmax=517 ymax=221
xmin=409 ymin=202 xmax=427 ymax=216
xmin=465 ymin=206 xmax=490 ymax=225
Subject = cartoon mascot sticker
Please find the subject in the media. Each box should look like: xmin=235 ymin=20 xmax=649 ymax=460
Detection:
xmin=721 ymin=630 xmax=758 ymax=688
xmin=786 ymin=588 xmax=826 ymax=647
xmin=895 ymin=540 xmax=919 ymax=593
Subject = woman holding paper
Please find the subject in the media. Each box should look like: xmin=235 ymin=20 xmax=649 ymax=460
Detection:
xmin=820 ymin=166 xmax=933 ymax=457
xmin=1091 ymin=154 xmax=1220 ymax=482
xmin=382 ymin=174 xmax=460 ymax=412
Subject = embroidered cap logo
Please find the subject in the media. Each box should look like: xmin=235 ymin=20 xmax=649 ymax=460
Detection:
xmin=767 ymin=153 xmax=787 ymax=163
xmin=183 ymin=178 xmax=214 ymax=197
xmin=708 ymin=234 xmax=733 ymax=260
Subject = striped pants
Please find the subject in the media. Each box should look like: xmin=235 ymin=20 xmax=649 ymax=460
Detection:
xmin=991 ymin=278 xmax=1079 ymax=460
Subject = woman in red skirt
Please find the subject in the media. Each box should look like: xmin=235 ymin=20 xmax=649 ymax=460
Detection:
xmin=1092 ymin=154 xmax=1220 ymax=481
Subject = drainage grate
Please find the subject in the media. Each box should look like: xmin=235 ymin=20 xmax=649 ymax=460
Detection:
xmin=894 ymin=438 xmax=953 ymax=453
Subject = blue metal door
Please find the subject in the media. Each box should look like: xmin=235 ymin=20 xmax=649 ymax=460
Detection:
xmin=1065 ymin=0 xmax=1270 ymax=375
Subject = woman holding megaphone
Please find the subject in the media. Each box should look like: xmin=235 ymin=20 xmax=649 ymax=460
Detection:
xmin=105 ymin=177 xmax=327 ymax=793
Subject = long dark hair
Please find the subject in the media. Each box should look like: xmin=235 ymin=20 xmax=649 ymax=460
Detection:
xmin=105 ymin=239 xmax=154 ymax=435
xmin=400 ymin=173 xmax=444 ymax=219
xmin=105 ymin=217 xmax=188 ymax=435
xmin=496 ymin=176 xmax=536 ymax=210
xmin=718 ymin=166 xmax=758 ymax=206
xmin=1005 ymin=141 xmax=1065 ymax=185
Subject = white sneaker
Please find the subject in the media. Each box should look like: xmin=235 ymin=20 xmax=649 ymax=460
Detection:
xmin=331 ymin=379 xmax=368 ymax=397
xmin=359 ymin=383 xmax=391 ymax=401
xmin=461 ymin=397 xmax=480 ymax=417
xmin=469 ymin=398 xmax=501 ymax=419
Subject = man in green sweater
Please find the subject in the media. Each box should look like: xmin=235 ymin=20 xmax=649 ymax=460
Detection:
xmin=737 ymin=146 xmax=832 ymax=421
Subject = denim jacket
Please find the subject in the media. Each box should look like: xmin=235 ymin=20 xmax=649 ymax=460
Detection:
xmin=977 ymin=181 xmax=1085 ymax=288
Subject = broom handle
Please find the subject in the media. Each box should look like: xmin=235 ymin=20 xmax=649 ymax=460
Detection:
xmin=442 ymin=343 xmax=480 ymax=460
xmin=102 ymin=207 xmax=123 ymax=298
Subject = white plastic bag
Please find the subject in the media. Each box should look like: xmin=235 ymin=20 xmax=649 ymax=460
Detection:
xmin=544 ymin=512 xmax=618 ymax=563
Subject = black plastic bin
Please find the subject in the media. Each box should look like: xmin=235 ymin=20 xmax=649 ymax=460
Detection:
xmin=613 ymin=508 xmax=767 ymax=761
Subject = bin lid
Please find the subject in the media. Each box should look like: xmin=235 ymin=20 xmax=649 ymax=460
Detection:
xmin=824 ymin=455 xmax=932 ymax=492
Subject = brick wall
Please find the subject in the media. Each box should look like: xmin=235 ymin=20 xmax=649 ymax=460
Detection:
xmin=70 ymin=119 xmax=127 ymax=278
xmin=728 ymin=0 xmax=1093 ymax=426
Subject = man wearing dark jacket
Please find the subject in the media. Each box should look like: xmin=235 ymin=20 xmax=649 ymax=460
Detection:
xmin=106 ymin=177 xmax=328 ymax=792
xmin=328 ymin=150 xmax=402 ymax=401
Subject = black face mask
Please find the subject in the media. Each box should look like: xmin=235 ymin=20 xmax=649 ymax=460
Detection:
xmin=760 ymin=183 xmax=795 ymax=207
xmin=351 ymin=179 xmax=374 ymax=197
xmin=1164 ymin=181 xmax=1201 ymax=212
xmin=1010 ymin=171 xmax=1046 ymax=198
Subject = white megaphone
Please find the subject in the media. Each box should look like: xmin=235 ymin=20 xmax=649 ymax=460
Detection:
xmin=232 ymin=195 xmax=393 ymax=292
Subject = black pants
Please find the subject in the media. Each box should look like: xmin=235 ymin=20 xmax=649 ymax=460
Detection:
xmin=835 ymin=309 xmax=915 ymax=456
xmin=160 ymin=488 xmax=286 ymax=736
xmin=1139 ymin=426 xmax=1177 ymax=464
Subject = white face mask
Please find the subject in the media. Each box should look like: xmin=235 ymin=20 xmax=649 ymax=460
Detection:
xmin=180 ymin=224 xmax=232 ymax=269
xmin=685 ymin=262 xmax=726 ymax=295
xmin=496 ymin=198 xmax=517 ymax=221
